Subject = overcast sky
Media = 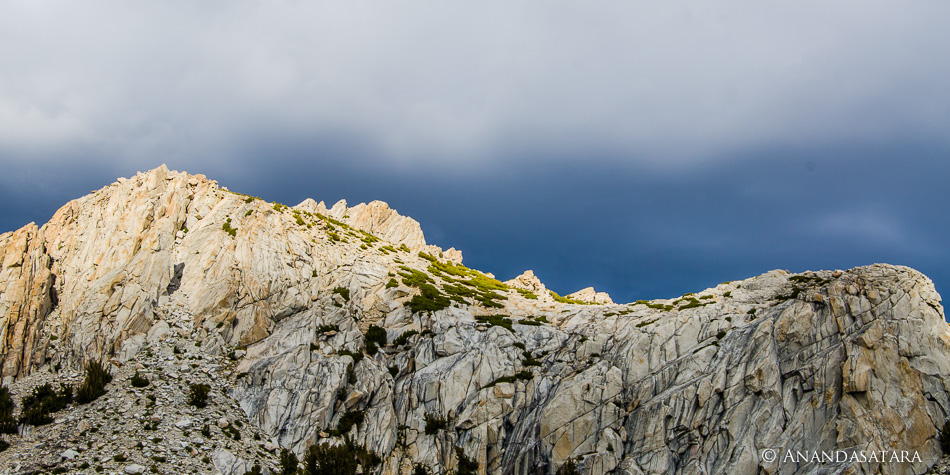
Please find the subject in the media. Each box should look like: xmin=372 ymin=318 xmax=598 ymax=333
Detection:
xmin=2 ymin=1 xmax=949 ymax=304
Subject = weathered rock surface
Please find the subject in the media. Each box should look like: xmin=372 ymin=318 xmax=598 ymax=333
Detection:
xmin=0 ymin=308 xmax=276 ymax=474
xmin=505 ymin=270 xmax=553 ymax=301
xmin=297 ymin=198 xmax=429 ymax=251
xmin=0 ymin=166 xmax=948 ymax=475
xmin=567 ymin=287 xmax=614 ymax=305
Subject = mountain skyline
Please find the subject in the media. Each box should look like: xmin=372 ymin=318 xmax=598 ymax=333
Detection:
xmin=0 ymin=165 xmax=946 ymax=474
xmin=2 ymin=1 xmax=949 ymax=304
xmin=2 ymin=156 xmax=947 ymax=308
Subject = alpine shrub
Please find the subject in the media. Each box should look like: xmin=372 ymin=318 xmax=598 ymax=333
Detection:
xmin=19 ymin=383 xmax=73 ymax=426
xmin=188 ymin=383 xmax=211 ymax=408
xmin=130 ymin=371 xmax=150 ymax=388
xmin=300 ymin=438 xmax=380 ymax=475
xmin=0 ymin=386 xmax=15 ymax=434
xmin=76 ymin=360 xmax=112 ymax=404
xmin=365 ymin=325 xmax=386 ymax=347
xmin=279 ymin=448 xmax=299 ymax=475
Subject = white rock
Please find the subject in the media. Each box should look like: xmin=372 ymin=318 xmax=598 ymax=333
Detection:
xmin=60 ymin=449 xmax=80 ymax=460
xmin=567 ymin=286 xmax=614 ymax=305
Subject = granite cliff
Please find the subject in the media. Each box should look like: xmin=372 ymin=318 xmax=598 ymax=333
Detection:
xmin=0 ymin=166 xmax=948 ymax=475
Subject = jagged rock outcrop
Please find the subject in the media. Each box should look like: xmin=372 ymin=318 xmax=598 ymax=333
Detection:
xmin=0 ymin=166 xmax=948 ymax=475
xmin=297 ymin=198 xmax=429 ymax=251
xmin=0 ymin=222 xmax=56 ymax=382
xmin=0 ymin=165 xmax=460 ymax=381
xmin=505 ymin=270 xmax=552 ymax=301
xmin=567 ymin=287 xmax=614 ymax=305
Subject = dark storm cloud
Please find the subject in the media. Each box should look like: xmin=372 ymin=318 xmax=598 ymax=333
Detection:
xmin=2 ymin=1 xmax=949 ymax=169
xmin=1 ymin=1 xmax=949 ymax=303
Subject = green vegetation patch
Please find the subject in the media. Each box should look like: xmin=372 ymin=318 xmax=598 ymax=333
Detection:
xmin=221 ymin=218 xmax=237 ymax=237
xmin=475 ymin=314 xmax=514 ymax=332
xmin=549 ymin=290 xmax=586 ymax=305
xmin=19 ymin=383 xmax=73 ymax=426
xmin=635 ymin=318 xmax=660 ymax=328
xmin=399 ymin=267 xmax=434 ymax=287
xmin=775 ymin=274 xmax=832 ymax=302
xmin=462 ymin=273 xmax=508 ymax=292
xmin=332 ymin=286 xmax=350 ymax=302
xmin=675 ymin=297 xmax=713 ymax=310
xmin=456 ymin=447 xmax=479 ymax=475
xmin=0 ymin=386 xmax=15 ymax=434
xmin=418 ymin=252 xmax=439 ymax=262
xmin=393 ymin=330 xmax=419 ymax=347
xmin=400 ymin=256 xmax=510 ymax=310
xmin=339 ymin=350 xmax=364 ymax=365
xmin=407 ymin=283 xmax=452 ymax=314
xmin=775 ymin=286 xmax=804 ymax=302
xmin=77 ymin=360 xmax=112 ymax=404
xmin=485 ymin=370 xmax=534 ymax=388
xmin=636 ymin=300 xmax=673 ymax=311
xmin=223 ymin=190 xmax=261 ymax=203
xmin=516 ymin=289 xmax=538 ymax=299
xmin=365 ymin=325 xmax=387 ymax=355
xmin=789 ymin=274 xmax=832 ymax=286
xmin=300 ymin=438 xmax=380 ymax=475
xmin=359 ymin=231 xmax=380 ymax=245
xmin=312 ymin=212 xmax=353 ymax=231
xmin=279 ymin=449 xmax=298 ymax=475
xmin=556 ymin=458 xmax=580 ymax=475
xmin=424 ymin=413 xmax=449 ymax=435
xmin=522 ymin=351 xmax=542 ymax=366
xmin=187 ymin=383 xmax=211 ymax=408
xmin=334 ymin=410 xmax=365 ymax=435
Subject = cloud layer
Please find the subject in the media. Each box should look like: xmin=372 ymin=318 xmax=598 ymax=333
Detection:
xmin=1 ymin=1 xmax=949 ymax=303
xmin=2 ymin=1 xmax=949 ymax=168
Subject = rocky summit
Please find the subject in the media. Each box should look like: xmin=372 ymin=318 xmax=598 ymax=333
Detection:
xmin=0 ymin=165 xmax=948 ymax=475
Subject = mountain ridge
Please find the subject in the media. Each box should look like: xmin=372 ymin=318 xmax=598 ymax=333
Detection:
xmin=0 ymin=165 xmax=948 ymax=475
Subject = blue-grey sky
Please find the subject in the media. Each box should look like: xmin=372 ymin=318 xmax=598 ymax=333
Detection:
xmin=1 ymin=1 xmax=949 ymax=304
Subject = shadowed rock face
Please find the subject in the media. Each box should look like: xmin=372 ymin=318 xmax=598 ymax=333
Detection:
xmin=1 ymin=165 xmax=948 ymax=475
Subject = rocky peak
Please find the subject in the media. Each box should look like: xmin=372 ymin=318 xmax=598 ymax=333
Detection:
xmin=505 ymin=270 xmax=550 ymax=299
xmin=340 ymin=201 xmax=427 ymax=250
xmin=327 ymin=199 xmax=348 ymax=219
xmin=294 ymin=199 xmax=428 ymax=251
xmin=567 ymin=287 xmax=613 ymax=305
